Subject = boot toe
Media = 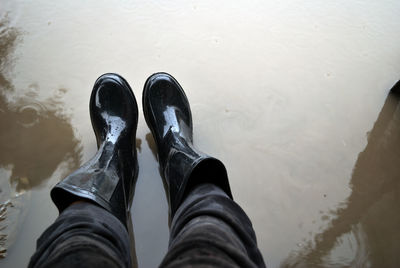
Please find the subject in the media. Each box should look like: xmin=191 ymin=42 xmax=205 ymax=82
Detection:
xmin=90 ymin=73 xmax=138 ymax=145
xmin=143 ymin=72 xmax=192 ymax=142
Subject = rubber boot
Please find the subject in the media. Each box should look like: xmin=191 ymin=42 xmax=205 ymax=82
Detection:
xmin=142 ymin=72 xmax=233 ymax=219
xmin=51 ymin=73 xmax=138 ymax=227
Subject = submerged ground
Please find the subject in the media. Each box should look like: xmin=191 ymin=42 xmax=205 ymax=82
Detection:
xmin=0 ymin=1 xmax=400 ymax=267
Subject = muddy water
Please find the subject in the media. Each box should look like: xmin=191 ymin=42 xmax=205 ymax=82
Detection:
xmin=1 ymin=1 xmax=400 ymax=267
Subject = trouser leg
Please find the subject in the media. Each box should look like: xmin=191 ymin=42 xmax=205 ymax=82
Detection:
xmin=28 ymin=202 xmax=131 ymax=268
xmin=160 ymin=183 xmax=266 ymax=268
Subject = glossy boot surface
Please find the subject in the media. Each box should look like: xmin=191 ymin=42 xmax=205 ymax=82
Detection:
xmin=51 ymin=73 xmax=138 ymax=226
xmin=143 ymin=72 xmax=232 ymax=219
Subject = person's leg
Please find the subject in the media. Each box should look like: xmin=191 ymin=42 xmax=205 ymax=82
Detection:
xmin=142 ymin=73 xmax=266 ymax=267
xmin=29 ymin=73 xmax=138 ymax=268
xmin=161 ymin=183 xmax=265 ymax=268
xmin=29 ymin=202 xmax=131 ymax=268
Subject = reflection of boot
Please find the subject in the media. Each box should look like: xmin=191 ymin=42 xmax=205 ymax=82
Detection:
xmin=51 ymin=73 xmax=138 ymax=227
xmin=142 ymin=73 xmax=232 ymax=218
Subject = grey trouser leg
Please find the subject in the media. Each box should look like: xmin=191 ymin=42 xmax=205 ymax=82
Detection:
xmin=160 ymin=183 xmax=266 ymax=268
xmin=29 ymin=184 xmax=265 ymax=268
xmin=28 ymin=202 xmax=131 ymax=268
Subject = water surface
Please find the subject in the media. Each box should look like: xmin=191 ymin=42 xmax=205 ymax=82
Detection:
xmin=0 ymin=1 xmax=400 ymax=267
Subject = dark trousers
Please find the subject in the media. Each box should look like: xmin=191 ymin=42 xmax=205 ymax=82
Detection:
xmin=29 ymin=183 xmax=265 ymax=267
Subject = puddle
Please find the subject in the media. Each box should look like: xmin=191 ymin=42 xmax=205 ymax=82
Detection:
xmin=0 ymin=1 xmax=399 ymax=267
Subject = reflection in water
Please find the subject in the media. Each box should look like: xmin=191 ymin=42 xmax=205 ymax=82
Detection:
xmin=145 ymin=132 xmax=172 ymax=225
xmin=136 ymin=138 xmax=142 ymax=153
xmin=127 ymin=213 xmax=138 ymax=268
xmin=282 ymin=81 xmax=400 ymax=267
xmin=145 ymin=132 xmax=158 ymax=160
xmin=0 ymin=18 xmax=82 ymax=258
xmin=0 ymin=91 xmax=82 ymax=191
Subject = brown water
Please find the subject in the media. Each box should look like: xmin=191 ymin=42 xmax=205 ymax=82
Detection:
xmin=1 ymin=1 xmax=400 ymax=267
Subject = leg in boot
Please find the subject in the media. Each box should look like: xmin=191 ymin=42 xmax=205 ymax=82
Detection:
xmin=143 ymin=73 xmax=265 ymax=267
xmin=29 ymin=73 xmax=138 ymax=268
xmin=51 ymin=73 xmax=139 ymax=226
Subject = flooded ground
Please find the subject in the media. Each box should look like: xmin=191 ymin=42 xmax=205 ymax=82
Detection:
xmin=1 ymin=1 xmax=399 ymax=267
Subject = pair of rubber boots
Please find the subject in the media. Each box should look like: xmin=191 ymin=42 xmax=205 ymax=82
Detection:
xmin=51 ymin=73 xmax=232 ymax=227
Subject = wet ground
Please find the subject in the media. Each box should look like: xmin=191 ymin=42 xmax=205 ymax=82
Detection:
xmin=1 ymin=1 xmax=400 ymax=267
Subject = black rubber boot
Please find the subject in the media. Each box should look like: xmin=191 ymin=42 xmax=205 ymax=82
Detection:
xmin=51 ymin=73 xmax=138 ymax=227
xmin=142 ymin=72 xmax=233 ymax=219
